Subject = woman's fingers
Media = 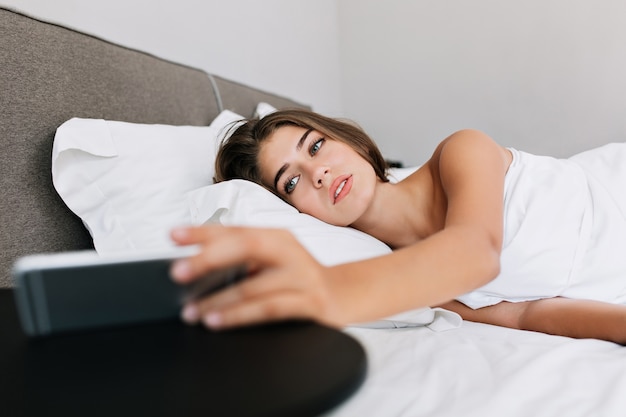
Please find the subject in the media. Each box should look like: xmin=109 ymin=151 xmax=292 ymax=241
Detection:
xmin=201 ymin=293 xmax=321 ymax=329
xmin=185 ymin=265 xmax=329 ymax=324
xmin=169 ymin=225 xmax=336 ymax=330
xmin=184 ymin=265 xmax=330 ymax=328
xmin=170 ymin=225 xmax=299 ymax=283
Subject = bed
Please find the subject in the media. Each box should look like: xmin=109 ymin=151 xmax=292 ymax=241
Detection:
xmin=3 ymin=7 xmax=626 ymax=417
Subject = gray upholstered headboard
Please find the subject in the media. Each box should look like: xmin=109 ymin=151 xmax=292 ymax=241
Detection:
xmin=0 ymin=7 xmax=308 ymax=288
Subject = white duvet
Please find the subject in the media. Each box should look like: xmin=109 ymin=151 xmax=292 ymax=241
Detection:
xmin=53 ymin=118 xmax=626 ymax=416
xmin=328 ymin=323 xmax=626 ymax=417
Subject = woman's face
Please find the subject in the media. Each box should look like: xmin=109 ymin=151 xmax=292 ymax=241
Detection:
xmin=258 ymin=125 xmax=378 ymax=226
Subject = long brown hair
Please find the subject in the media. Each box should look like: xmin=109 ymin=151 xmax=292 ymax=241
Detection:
xmin=214 ymin=109 xmax=389 ymax=188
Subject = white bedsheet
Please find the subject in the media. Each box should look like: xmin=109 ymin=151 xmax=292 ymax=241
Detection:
xmin=327 ymin=322 xmax=626 ymax=417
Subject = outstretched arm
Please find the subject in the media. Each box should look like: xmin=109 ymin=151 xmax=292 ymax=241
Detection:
xmin=440 ymin=298 xmax=626 ymax=345
xmin=170 ymin=130 xmax=511 ymax=330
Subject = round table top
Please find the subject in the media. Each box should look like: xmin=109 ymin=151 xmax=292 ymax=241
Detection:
xmin=0 ymin=289 xmax=366 ymax=417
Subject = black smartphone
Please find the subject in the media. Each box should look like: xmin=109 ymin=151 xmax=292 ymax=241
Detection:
xmin=11 ymin=248 xmax=246 ymax=337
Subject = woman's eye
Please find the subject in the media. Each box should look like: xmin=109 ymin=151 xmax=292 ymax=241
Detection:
xmin=310 ymin=138 xmax=325 ymax=156
xmin=284 ymin=175 xmax=300 ymax=194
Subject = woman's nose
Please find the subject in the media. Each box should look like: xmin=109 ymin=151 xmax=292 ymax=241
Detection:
xmin=313 ymin=166 xmax=330 ymax=188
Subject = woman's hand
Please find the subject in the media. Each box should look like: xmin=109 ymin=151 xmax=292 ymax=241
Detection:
xmin=169 ymin=225 xmax=341 ymax=330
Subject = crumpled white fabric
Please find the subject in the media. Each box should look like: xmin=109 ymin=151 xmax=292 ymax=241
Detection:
xmin=349 ymin=307 xmax=462 ymax=331
xmin=458 ymin=143 xmax=626 ymax=309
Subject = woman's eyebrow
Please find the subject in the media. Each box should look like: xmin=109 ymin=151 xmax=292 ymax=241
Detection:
xmin=272 ymin=128 xmax=314 ymax=190
xmin=295 ymin=128 xmax=314 ymax=151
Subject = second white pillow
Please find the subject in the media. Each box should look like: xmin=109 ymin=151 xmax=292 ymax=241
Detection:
xmin=188 ymin=180 xmax=392 ymax=266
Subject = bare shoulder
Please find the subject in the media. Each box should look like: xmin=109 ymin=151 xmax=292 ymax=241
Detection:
xmin=425 ymin=129 xmax=512 ymax=186
xmin=435 ymin=129 xmax=509 ymax=166
xmin=423 ymin=130 xmax=513 ymax=247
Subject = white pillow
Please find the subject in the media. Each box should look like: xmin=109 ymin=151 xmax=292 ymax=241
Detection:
xmin=188 ymin=180 xmax=391 ymax=265
xmin=52 ymin=102 xmax=393 ymax=265
xmin=52 ymin=110 xmax=244 ymax=253
xmin=254 ymin=101 xmax=278 ymax=118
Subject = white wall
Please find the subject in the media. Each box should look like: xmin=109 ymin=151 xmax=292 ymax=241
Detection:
xmin=6 ymin=1 xmax=626 ymax=166
xmin=3 ymin=0 xmax=344 ymax=116
xmin=338 ymin=0 xmax=626 ymax=165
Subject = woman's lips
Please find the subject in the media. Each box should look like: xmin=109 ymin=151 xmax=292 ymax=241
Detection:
xmin=330 ymin=175 xmax=353 ymax=204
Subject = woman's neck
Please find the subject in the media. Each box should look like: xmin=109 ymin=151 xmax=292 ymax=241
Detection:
xmin=351 ymin=167 xmax=445 ymax=249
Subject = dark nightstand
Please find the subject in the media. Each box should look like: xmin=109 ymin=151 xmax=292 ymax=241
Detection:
xmin=0 ymin=289 xmax=366 ymax=417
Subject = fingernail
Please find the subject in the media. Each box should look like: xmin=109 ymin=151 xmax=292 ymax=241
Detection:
xmin=204 ymin=312 xmax=222 ymax=329
xmin=171 ymin=227 xmax=189 ymax=240
xmin=171 ymin=260 xmax=191 ymax=281
xmin=181 ymin=305 xmax=199 ymax=323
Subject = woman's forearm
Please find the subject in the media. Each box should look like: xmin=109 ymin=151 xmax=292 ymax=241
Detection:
xmin=440 ymin=298 xmax=626 ymax=345
xmin=327 ymin=225 xmax=501 ymax=324
xmin=518 ymin=297 xmax=626 ymax=345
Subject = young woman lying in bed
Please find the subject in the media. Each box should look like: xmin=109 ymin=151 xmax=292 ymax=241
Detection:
xmin=170 ymin=109 xmax=626 ymax=345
